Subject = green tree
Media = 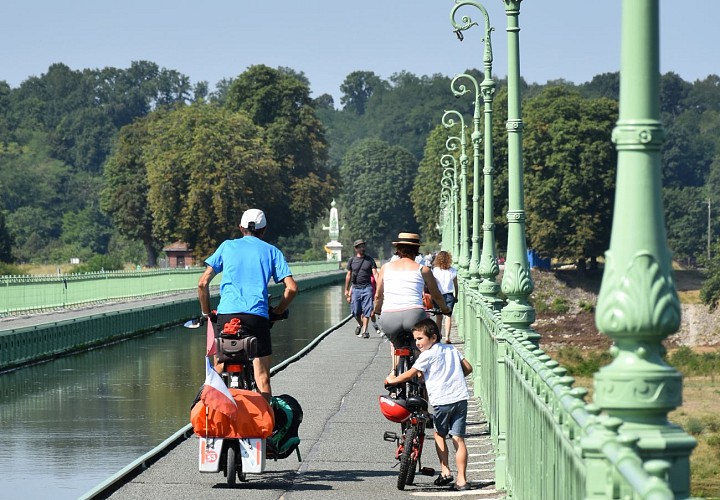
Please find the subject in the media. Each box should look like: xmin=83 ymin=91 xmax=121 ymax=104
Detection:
xmin=700 ymin=242 xmax=720 ymax=311
xmin=659 ymin=72 xmax=692 ymax=118
xmin=579 ymin=72 xmax=619 ymax=100
xmin=143 ymin=103 xmax=282 ymax=258
xmin=411 ymin=125 xmax=452 ymax=243
xmin=60 ymin=205 xmax=113 ymax=254
xmin=340 ymin=71 xmax=385 ymax=115
xmin=339 ymin=138 xmax=418 ymax=257
xmin=522 ymin=86 xmax=618 ymax=267
xmin=364 ymin=71 xmax=464 ymax=160
xmin=224 ymin=65 xmax=336 ymax=236
xmin=101 ymin=117 xmax=161 ymax=267
xmin=663 ymin=187 xmax=707 ymax=266
xmin=0 ymin=210 xmax=13 ymax=262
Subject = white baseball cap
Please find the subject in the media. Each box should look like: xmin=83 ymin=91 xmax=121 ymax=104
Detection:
xmin=240 ymin=208 xmax=267 ymax=229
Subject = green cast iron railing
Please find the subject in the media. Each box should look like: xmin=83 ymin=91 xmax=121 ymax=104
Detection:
xmin=458 ymin=283 xmax=675 ymax=499
xmin=0 ymin=261 xmax=340 ymax=317
xmin=444 ymin=0 xmax=693 ymax=497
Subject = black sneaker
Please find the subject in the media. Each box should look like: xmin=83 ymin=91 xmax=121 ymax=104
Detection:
xmin=362 ymin=331 xmax=369 ymax=338
xmin=355 ymin=326 xmax=361 ymax=336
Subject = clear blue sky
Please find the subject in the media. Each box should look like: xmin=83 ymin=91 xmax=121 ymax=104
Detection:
xmin=2 ymin=0 xmax=717 ymax=105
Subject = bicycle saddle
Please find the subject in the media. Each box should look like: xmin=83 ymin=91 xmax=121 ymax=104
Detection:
xmin=405 ymin=396 xmax=428 ymax=412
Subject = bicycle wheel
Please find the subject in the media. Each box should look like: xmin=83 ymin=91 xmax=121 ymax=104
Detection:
xmin=397 ymin=426 xmax=417 ymax=490
xmin=406 ymin=440 xmax=417 ymax=486
xmin=226 ymin=443 xmax=238 ymax=486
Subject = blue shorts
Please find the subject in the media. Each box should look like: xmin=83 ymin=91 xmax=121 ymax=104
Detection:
xmin=433 ymin=293 xmax=455 ymax=315
xmin=433 ymin=400 xmax=468 ymax=438
xmin=351 ymin=285 xmax=374 ymax=318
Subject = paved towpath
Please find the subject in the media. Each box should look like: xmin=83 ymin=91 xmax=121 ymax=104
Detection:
xmin=103 ymin=320 xmax=501 ymax=500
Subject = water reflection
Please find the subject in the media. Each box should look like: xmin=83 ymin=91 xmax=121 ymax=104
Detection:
xmin=0 ymin=284 xmax=344 ymax=499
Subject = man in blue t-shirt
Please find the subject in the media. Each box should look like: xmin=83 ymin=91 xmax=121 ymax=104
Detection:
xmin=198 ymin=208 xmax=297 ymax=402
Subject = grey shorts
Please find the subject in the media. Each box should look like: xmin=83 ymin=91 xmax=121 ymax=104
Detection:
xmin=379 ymin=308 xmax=428 ymax=347
xmin=433 ymin=400 xmax=468 ymax=438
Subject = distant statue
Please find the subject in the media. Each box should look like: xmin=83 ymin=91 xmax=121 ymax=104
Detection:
xmin=323 ymin=200 xmax=343 ymax=262
xmin=324 ymin=200 xmax=340 ymax=241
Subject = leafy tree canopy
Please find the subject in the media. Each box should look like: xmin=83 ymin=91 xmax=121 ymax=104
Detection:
xmin=223 ymin=65 xmax=335 ymax=235
xmin=339 ymin=138 xmax=418 ymax=258
xmin=142 ymin=103 xmax=282 ymax=258
xmin=522 ymin=86 xmax=618 ymax=264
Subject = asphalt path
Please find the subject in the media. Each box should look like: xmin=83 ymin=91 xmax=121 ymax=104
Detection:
xmin=103 ymin=320 xmax=500 ymax=500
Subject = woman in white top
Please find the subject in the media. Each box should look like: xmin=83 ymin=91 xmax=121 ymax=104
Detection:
xmin=373 ymin=233 xmax=449 ymax=369
xmin=431 ymin=250 xmax=459 ymax=343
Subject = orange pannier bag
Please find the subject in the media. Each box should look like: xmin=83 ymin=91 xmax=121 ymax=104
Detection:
xmin=191 ymin=388 xmax=275 ymax=438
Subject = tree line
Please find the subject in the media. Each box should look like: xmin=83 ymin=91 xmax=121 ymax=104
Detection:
xmin=1 ymin=63 xmax=719 ymax=307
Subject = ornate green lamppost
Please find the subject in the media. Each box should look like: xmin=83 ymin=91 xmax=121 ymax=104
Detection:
xmin=451 ymin=3 xmax=501 ymax=304
xmin=440 ymin=156 xmax=459 ymax=259
xmin=500 ymin=0 xmax=536 ymax=341
xmin=594 ymin=0 xmax=695 ymax=495
xmin=451 ymin=73 xmax=482 ymax=289
xmin=442 ymin=109 xmax=470 ymax=279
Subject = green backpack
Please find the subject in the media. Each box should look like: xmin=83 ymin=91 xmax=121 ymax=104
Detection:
xmin=268 ymin=394 xmax=303 ymax=460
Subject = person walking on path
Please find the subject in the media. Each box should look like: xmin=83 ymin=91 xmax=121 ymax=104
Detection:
xmin=385 ymin=318 xmax=473 ymax=492
xmin=345 ymin=239 xmax=378 ymax=338
xmin=197 ymin=208 xmax=298 ymax=402
xmin=431 ymin=250 xmax=458 ymax=343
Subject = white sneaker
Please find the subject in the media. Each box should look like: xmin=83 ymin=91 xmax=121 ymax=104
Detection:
xmin=374 ymin=324 xmax=383 ymax=335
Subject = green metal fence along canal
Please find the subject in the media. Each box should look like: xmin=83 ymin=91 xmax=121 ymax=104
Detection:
xmin=0 ymin=260 xmax=340 ymax=316
xmin=0 ymin=271 xmax=344 ymax=372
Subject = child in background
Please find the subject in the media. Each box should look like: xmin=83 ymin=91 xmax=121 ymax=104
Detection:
xmin=431 ymin=251 xmax=458 ymax=343
xmin=384 ymin=318 xmax=473 ymax=491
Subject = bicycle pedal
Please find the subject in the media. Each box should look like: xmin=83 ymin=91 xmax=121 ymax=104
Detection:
xmin=420 ymin=466 xmax=435 ymax=476
xmin=383 ymin=431 xmax=398 ymax=442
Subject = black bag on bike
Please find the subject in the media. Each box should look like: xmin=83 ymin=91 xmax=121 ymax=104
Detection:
xmin=215 ymin=317 xmax=257 ymax=363
xmin=268 ymin=394 xmax=303 ymax=460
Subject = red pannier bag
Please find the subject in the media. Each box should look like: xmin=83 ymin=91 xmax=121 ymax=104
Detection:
xmin=191 ymin=388 xmax=275 ymax=438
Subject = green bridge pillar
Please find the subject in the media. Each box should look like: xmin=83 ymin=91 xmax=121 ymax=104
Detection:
xmin=594 ymin=0 xmax=696 ymax=496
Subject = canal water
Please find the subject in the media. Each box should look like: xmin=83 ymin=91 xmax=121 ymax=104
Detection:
xmin=0 ymin=284 xmax=345 ymax=499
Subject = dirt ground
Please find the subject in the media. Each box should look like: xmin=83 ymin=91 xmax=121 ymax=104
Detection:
xmin=529 ymin=268 xmax=720 ymax=352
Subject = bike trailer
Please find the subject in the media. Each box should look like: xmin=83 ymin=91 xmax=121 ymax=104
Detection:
xmin=192 ymin=388 xmax=275 ymax=474
xmin=198 ymin=437 xmax=266 ymax=474
xmin=191 ymin=388 xmax=275 ymax=438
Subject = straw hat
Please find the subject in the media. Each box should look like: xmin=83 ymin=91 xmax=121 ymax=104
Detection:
xmin=392 ymin=232 xmax=421 ymax=246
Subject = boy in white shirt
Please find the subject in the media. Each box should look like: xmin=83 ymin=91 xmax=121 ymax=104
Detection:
xmin=384 ymin=318 xmax=473 ymax=491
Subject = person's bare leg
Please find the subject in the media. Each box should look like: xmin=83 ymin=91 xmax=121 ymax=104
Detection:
xmin=451 ymin=435 xmax=468 ymax=486
xmin=434 ymin=433 xmax=452 ymax=478
xmin=444 ymin=315 xmax=452 ymax=342
xmin=254 ymin=356 xmax=272 ymax=403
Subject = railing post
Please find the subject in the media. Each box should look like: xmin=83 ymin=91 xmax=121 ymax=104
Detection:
xmin=594 ymin=1 xmax=696 ymax=497
xmin=494 ymin=328 xmax=508 ymax=491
